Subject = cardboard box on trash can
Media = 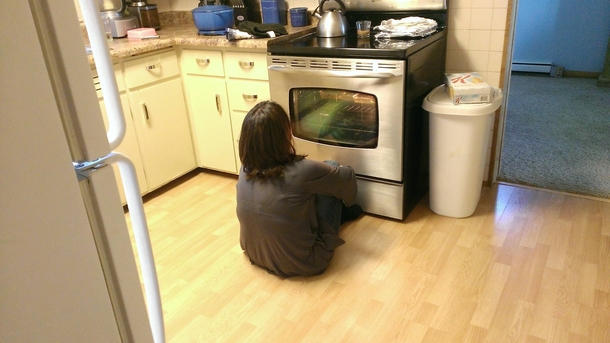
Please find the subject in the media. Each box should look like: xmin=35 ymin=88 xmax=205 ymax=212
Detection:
xmin=444 ymin=72 xmax=493 ymax=104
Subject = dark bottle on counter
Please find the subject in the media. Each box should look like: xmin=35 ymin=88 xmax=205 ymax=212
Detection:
xmin=128 ymin=1 xmax=161 ymax=30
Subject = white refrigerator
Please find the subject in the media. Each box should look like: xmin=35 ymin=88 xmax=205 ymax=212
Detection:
xmin=1 ymin=0 xmax=164 ymax=342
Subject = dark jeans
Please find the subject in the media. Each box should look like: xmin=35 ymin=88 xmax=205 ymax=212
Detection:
xmin=315 ymin=160 xmax=343 ymax=235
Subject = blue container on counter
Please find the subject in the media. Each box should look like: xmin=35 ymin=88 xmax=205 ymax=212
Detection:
xmin=192 ymin=5 xmax=234 ymax=31
xmin=289 ymin=7 xmax=307 ymax=27
xmin=262 ymin=0 xmax=286 ymax=25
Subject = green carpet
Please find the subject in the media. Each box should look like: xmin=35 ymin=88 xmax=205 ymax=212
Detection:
xmin=498 ymin=74 xmax=610 ymax=198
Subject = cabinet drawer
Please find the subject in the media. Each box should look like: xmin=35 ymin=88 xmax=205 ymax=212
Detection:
xmin=226 ymin=80 xmax=270 ymax=112
xmin=181 ymin=49 xmax=225 ymax=77
xmin=124 ymin=50 xmax=179 ymax=89
xmin=224 ymin=52 xmax=268 ymax=81
xmin=94 ymin=64 xmax=124 ymax=98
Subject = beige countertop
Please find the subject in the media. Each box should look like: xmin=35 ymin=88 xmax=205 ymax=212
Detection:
xmin=87 ymin=23 xmax=315 ymax=63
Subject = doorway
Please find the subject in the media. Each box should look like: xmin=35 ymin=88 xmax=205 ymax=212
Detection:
xmin=494 ymin=0 xmax=610 ymax=199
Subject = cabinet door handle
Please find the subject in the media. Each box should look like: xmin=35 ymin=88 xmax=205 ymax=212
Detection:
xmin=215 ymin=94 xmax=222 ymax=114
xmin=145 ymin=63 xmax=161 ymax=70
xmin=242 ymin=94 xmax=258 ymax=101
xmin=239 ymin=61 xmax=254 ymax=68
xmin=141 ymin=103 xmax=150 ymax=121
xmin=196 ymin=58 xmax=210 ymax=65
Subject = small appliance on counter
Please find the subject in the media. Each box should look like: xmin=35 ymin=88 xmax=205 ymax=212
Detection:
xmin=227 ymin=0 xmax=248 ymax=26
xmin=99 ymin=0 xmax=138 ymax=38
xmin=127 ymin=1 xmax=161 ymax=30
xmin=105 ymin=15 xmax=138 ymax=38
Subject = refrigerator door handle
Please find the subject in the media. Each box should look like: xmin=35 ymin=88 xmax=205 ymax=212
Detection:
xmin=77 ymin=0 xmax=165 ymax=340
xmin=108 ymin=152 xmax=165 ymax=343
xmin=76 ymin=152 xmax=165 ymax=343
xmin=79 ymin=0 xmax=125 ymax=151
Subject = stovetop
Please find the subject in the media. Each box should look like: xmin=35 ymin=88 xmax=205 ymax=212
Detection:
xmin=267 ymin=28 xmax=446 ymax=59
xmin=268 ymin=9 xmax=448 ymax=60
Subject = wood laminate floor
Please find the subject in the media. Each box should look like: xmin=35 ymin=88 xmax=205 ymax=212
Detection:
xmin=126 ymin=169 xmax=610 ymax=343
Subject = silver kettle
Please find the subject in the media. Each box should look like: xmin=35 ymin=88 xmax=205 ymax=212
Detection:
xmin=313 ymin=0 xmax=349 ymax=38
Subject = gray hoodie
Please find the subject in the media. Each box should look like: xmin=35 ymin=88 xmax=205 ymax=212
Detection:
xmin=236 ymin=158 xmax=357 ymax=277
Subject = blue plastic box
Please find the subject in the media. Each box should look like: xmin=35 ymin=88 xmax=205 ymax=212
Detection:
xmin=262 ymin=0 xmax=286 ymax=25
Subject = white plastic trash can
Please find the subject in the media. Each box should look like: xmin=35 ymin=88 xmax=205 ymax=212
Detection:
xmin=422 ymin=85 xmax=503 ymax=218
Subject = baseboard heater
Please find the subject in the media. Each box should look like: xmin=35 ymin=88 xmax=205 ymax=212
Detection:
xmin=512 ymin=62 xmax=552 ymax=73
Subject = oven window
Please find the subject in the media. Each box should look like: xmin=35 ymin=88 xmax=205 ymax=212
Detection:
xmin=289 ymin=88 xmax=379 ymax=148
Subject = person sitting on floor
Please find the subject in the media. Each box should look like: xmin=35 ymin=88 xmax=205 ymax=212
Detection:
xmin=236 ymin=100 xmax=363 ymax=278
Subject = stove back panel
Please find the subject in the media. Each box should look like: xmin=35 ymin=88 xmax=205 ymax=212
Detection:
xmin=343 ymin=0 xmax=446 ymax=12
xmin=344 ymin=10 xmax=448 ymax=28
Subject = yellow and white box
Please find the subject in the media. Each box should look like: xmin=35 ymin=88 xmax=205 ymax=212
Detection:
xmin=444 ymin=72 xmax=493 ymax=105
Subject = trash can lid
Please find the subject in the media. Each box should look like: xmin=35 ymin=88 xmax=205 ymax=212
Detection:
xmin=422 ymin=85 xmax=504 ymax=116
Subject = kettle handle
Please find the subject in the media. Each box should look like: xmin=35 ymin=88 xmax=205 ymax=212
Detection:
xmin=319 ymin=0 xmax=346 ymax=15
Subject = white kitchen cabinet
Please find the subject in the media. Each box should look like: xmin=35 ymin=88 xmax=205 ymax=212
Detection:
xmin=225 ymin=79 xmax=271 ymax=112
xmin=181 ymin=49 xmax=224 ymax=77
xmin=181 ymin=48 xmax=270 ymax=174
xmin=226 ymin=79 xmax=270 ymax=169
xmin=223 ymin=51 xmax=269 ymax=81
xmin=124 ymin=50 xmax=196 ymax=191
xmin=182 ymin=49 xmax=236 ymax=173
xmin=123 ymin=50 xmax=182 ymax=89
xmin=225 ymin=52 xmax=270 ymax=170
xmin=95 ymin=65 xmax=147 ymax=205
xmin=184 ymin=75 xmax=236 ymax=173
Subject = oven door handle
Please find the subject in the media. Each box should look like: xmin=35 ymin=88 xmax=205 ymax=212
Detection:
xmin=268 ymin=66 xmax=398 ymax=78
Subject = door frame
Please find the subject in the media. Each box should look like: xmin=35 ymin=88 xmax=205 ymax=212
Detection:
xmin=490 ymin=0 xmax=519 ymax=185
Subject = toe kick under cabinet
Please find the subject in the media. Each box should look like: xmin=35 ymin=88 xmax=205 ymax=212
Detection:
xmin=181 ymin=48 xmax=270 ymax=174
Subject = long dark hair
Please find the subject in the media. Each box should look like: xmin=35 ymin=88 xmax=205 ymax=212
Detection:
xmin=239 ymin=101 xmax=305 ymax=180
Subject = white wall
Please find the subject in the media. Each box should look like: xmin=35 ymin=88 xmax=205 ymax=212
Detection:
xmin=446 ymin=0 xmax=508 ymax=88
xmin=514 ymin=0 xmax=610 ymax=73
xmin=445 ymin=0 xmax=510 ymax=181
xmin=154 ymin=0 xmax=173 ymax=12
xmin=512 ymin=0 xmax=556 ymax=68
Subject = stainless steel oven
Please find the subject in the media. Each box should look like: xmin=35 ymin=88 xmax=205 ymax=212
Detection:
xmin=269 ymin=57 xmax=407 ymax=219
xmin=268 ymin=57 xmax=405 ymax=182
xmin=267 ymin=1 xmax=448 ymax=220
